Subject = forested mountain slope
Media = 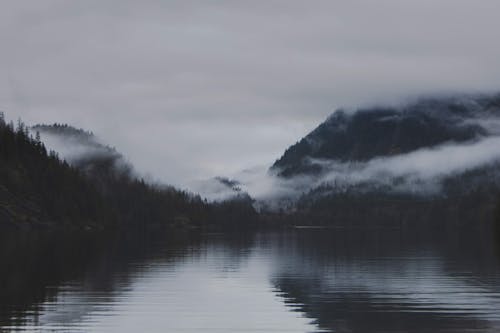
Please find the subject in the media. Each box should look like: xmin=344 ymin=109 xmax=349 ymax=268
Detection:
xmin=272 ymin=94 xmax=500 ymax=177
xmin=0 ymin=117 xmax=258 ymax=230
xmin=269 ymin=94 xmax=500 ymax=225
xmin=0 ymin=115 xmax=112 ymax=229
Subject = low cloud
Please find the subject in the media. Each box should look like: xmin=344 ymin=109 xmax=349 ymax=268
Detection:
xmin=33 ymin=127 xmax=137 ymax=180
xmin=317 ymin=136 xmax=500 ymax=192
xmin=38 ymin=131 xmax=111 ymax=162
xmin=216 ymin=131 xmax=500 ymax=210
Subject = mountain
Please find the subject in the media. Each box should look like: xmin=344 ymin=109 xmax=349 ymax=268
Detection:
xmin=3 ymin=92 xmax=500 ymax=230
xmin=0 ymin=116 xmax=113 ymax=229
xmin=30 ymin=123 xmax=259 ymax=229
xmin=272 ymin=94 xmax=500 ymax=177
xmin=0 ymin=119 xmax=258 ymax=230
xmin=269 ymin=94 xmax=500 ymax=225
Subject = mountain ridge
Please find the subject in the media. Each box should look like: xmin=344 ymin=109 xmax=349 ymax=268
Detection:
xmin=271 ymin=94 xmax=500 ymax=178
xmin=266 ymin=93 xmax=500 ymax=225
xmin=0 ymin=118 xmax=259 ymax=230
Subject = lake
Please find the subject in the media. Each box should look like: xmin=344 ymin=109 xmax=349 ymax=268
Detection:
xmin=1 ymin=226 xmax=500 ymax=332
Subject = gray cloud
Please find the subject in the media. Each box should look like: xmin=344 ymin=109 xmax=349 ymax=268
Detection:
xmin=2 ymin=1 xmax=500 ymax=188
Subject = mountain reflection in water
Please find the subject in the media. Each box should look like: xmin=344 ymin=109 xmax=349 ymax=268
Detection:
xmin=1 ymin=226 xmax=500 ymax=332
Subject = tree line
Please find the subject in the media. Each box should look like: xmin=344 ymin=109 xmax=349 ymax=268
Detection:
xmin=0 ymin=113 xmax=258 ymax=230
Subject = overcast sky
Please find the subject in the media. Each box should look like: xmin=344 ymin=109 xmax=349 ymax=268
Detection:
xmin=2 ymin=1 xmax=500 ymax=187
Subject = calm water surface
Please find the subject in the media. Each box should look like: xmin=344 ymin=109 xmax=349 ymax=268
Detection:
xmin=1 ymin=227 xmax=500 ymax=332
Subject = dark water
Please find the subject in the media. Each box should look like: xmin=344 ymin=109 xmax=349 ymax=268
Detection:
xmin=1 ymin=226 xmax=500 ymax=333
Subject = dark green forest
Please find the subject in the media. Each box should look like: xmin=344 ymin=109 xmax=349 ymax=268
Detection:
xmin=0 ymin=113 xmax=258 ymax=230
xmin=267 ymin=95 xmax=500 ymax=227
xmin=2 ymin=107 xmax=500 ymax=231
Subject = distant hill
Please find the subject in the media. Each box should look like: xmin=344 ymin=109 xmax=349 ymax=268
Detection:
xmin=0 ymin=119 xmax=258 ymax=230
xmin=4 ymin=91 xmax=500 ymax=230
xmin=269 ymin=94 xmax=500 ymax=225
xmin=272 ymin=94 xmax=500 ymax=177
xmin=28 ymin=123 xmax=258 ymax=229
xmin=0 ymin=116 xmax=113 ymax=229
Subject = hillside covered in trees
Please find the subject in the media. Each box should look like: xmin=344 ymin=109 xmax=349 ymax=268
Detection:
xmin=272 ymin=94 xmax=500 ymax=177
xmin=0 ymin=115 xmax=258 ymax=230
xmin=3 ymin=93 xmax=500 ymax=232
xmin=268 ymin=94 xmax=500 ymax=226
